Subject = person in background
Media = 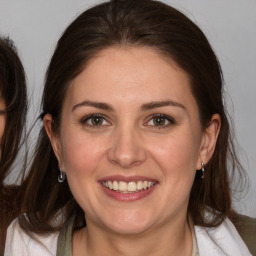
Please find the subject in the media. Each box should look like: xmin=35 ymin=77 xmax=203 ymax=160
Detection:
xmin=0 ymin=36 xmax=27 ymax=254
xmin=4 ymin=0 xmax=255 ymax=255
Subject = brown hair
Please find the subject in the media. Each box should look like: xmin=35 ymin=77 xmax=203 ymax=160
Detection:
xmin=20 ymin=0 xmax=246 ymax=235
xmin=0 ymin=37 xmax=27 ymax=252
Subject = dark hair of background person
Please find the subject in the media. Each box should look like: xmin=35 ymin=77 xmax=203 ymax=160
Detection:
xmin=0 ymin=36 xmax=27 ymax=253
xmin=19 ymin=0 xmax=246 ymax=236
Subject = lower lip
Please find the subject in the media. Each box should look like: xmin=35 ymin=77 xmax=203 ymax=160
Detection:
xmin=100 ymin=183 xmax=157 ymax=201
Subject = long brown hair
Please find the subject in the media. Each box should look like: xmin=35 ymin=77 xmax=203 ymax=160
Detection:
xmin=0 ymin=37 xmax=27 ymax=252
xmin=20 ymin=0 xmax=246 ymax=235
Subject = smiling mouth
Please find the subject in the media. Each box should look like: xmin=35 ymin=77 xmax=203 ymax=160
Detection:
xmin=101 ymin=180 xmax=156 ymax=193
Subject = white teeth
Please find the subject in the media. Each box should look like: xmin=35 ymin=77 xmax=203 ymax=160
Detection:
xmin=119 ymin=181 xmax=127 ymax=191
xmin=113 ymin=181 xmax=118 ymax=191
xmin=128 ymin=181 xmax=137 ymax=192
xmin=108 ymin=181 xmax=113 ymax=189
xmin=143 ymin=181 xmax=148 ymax=189
xmin=137 ymin=181 xmax=143 ymax=190
xmin=102 ymin=180 xmax=156 ymax=193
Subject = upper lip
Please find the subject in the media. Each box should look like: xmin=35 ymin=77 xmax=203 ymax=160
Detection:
xmin=98 ymin=175 xmax=158 ymax=183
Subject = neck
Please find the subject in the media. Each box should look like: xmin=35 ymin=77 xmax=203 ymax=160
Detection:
xmin=73 ymin=214 xmax=193 ymax=256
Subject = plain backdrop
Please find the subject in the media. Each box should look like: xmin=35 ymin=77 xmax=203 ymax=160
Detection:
xmin=0 ymin=0 xmax=255 ymax=217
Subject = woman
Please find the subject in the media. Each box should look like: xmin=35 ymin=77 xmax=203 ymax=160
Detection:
xmin=0 ymin=37 xmax=27 ymax=254
xmin=4 ymin=0 xmax=253 ymax=255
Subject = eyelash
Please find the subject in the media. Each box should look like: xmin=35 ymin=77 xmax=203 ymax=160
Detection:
xmin=80 ymin=113 xmax=175 ymax=129
xmin=145 ymin=114 xmax=176 ymax=128
xmin=80 ymin=114 xmax=110 ymax=128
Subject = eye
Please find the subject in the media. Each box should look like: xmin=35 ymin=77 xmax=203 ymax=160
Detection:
xmin=146 ymin=114 xmax=175 ymax=128
xmin=81 ymin=114 xmax=110 ymax=127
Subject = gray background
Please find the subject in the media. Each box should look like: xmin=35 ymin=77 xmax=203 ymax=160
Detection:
xmin=0 ymin=0 xmax=255 ymax=217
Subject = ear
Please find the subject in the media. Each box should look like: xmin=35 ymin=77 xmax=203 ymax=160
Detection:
xmin=197 ymin=114 xmax=221 ymax=169
xmin=43 ymin=114 xmax=64 ymax=171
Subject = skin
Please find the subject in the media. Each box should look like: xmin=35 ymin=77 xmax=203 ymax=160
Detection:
xmin=0 ymin=95 xmax=6 ymax=154
xmin=45 ymin=47 xmax=220 ymax=256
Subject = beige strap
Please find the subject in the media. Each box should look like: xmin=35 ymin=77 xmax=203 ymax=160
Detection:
xmin=189 ymin=216 xmax=200 ymax=256
xmin=56 ymin=216 xmax=74 ymax=256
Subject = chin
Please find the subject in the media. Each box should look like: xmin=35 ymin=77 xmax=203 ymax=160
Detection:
xmin=101 ymin=210 xmax=154 ymax=235
xmin=108 ymin=222 xmax=152 ymax=236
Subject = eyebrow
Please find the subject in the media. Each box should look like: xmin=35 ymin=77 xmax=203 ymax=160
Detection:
xmin=72 ymin=100 xmax=114 ymax=112
xmin=140 ymin=100 xmax=185 ymax=111
xmin=72 ymin=100 xmax=185 ymax=112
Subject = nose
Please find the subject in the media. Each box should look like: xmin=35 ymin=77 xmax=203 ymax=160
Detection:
xmin=107 ymin=126 xmax=147 ymax=169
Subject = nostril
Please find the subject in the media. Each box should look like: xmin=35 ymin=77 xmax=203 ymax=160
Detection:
xmin=109 ymin=155 xmax=144 ymax=168
xmin=107 ymin=129 xmax=147 ymax=168
xmin=107 ymin=145 xmax=147 ymax=168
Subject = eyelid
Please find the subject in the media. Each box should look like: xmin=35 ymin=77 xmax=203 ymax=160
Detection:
xmin=80 ymin=113 xmax=175 ymax=129
xmin=144 ymin=113 xmax=176 ymax=127
xmin=81 ymin=113 xmax=111 ymax=127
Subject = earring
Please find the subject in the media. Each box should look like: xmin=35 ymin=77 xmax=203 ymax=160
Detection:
xmin=201 ymin=162 xmax=205 ymax=179
xmin=58 ymin=169 xmax=66 ymax=183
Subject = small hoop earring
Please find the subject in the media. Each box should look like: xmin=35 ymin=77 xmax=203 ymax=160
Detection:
xmin=58 ymin=169 xmax=66 ymax=183
xmin=201 ymin=162 xmax=205 ymax=179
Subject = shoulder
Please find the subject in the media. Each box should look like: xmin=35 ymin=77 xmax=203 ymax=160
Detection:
xmin=195 ymin=218 xmax=253 ymax=256
xmin=234 ymin=214 xmax=256 ymax=256
xmin=4 ymin=218 xmax=59 ymax=256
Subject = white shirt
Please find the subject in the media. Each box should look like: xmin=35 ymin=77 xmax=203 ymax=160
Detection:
xmin=4 ymin=218 xmax=252 ymax=256
xmin=4 ymin=219 xmax=58 ymax=256
xmin=195 ymin=218 xmax=252 ymax=256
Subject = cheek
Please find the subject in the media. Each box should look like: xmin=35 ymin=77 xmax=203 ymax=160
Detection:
xmin=149 ymin=132 xmax=200 ymax=172
xmin=146 ymin=129 xmax=201 ymax=199
xmin=59 ymin=130 xmax=110 ymax=216
xmin=60 ymin=129 xmax=106 ymax=177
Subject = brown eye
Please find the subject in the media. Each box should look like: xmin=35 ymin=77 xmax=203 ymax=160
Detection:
xmin=153 ymin=116 xmax=166 ymax=126
xmin=146 ymin=114 xmax=175 ymax=128
xmin=91 ymin=116 xmax=104 ymax=126
xmin=81 ymin=114 xmax=110 ymax=127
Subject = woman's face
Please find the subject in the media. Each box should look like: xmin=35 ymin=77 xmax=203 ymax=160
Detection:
xmin=46 ymin=47 xmax=219 ymax=235
xmin=0 ymin=94 xmax=6 ymax=153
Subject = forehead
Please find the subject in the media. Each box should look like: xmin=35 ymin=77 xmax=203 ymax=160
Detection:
xmin=62 ymin=46 xmax=199 ymax=117
xmin=73 ymin=47 xmax=189 ymax=90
